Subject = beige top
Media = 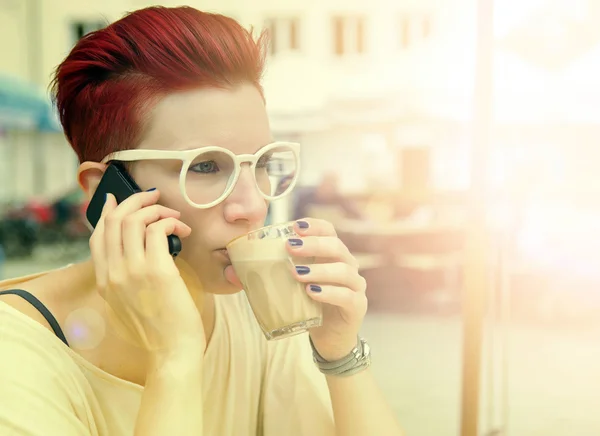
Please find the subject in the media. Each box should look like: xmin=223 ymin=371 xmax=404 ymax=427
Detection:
xmin=0 ymin=272 xmax=334 ymax=436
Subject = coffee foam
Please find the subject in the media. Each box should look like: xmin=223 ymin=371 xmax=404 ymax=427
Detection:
xmin=227 ymin=237 xmax=289 ymax=262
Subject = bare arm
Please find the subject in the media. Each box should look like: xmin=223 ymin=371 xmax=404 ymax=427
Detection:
xmin=286 ymin=217 xmax=403 ymax=435
xmin=135 ymin=347 xmax=204 ymax=436
xmin=327 ymin=368 xmax=403 ymax=436
xmin=89 ymin=192 xmax=206 ymax=435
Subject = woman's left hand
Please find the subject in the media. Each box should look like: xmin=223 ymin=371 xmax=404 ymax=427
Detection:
xmin=287 ymin=218 xmax=368 ymax=362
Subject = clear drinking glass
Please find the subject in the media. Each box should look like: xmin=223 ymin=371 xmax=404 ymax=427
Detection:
xmin=226 ymin=222 xmax=323 ymax=340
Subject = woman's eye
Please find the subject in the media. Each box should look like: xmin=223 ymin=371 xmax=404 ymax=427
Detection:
xmin=256 ymin=154 xmax=273 ymax=169
xmin=190 ymin=161 xmax=219 ymax=173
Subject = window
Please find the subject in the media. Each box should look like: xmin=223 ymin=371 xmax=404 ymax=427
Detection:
xmin=332 ymin=16 xmax=367 ymax=56
xmin=289 ymin=19 xmax=299 ymax=49
xmin=356 ymin=17 xmax=365 ymax=53
xmin=399 ymin=13 xmax=433 ymax=49
xmin=400 ymin=16 xmax=411 ymax=49
xmin=265 ymin=17 xmax=301 ymax=56
xmin=422 ymin=15 xmax=431 ymax=39
xmin=71 ymin=20 xmax=105 ymax=43
xmin=333 ymin=17 xmax=345 ymax=55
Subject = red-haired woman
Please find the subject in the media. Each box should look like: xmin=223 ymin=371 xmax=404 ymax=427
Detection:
xmin=0 ymin=6 xmax=403 ymax=436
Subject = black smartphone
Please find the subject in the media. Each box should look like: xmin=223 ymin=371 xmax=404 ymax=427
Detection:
xmin=86 ymin=162 xmax=182 ymax=257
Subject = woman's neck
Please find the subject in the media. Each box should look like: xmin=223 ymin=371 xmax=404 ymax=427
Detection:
xmin=54 ymin=259 xmax=216 ymax=385
xmin=73 ymin=258 xmax=216 ymax=330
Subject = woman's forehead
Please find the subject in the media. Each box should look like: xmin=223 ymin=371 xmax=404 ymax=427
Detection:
xmin=139 ymin=84 xmax=272 ymax=154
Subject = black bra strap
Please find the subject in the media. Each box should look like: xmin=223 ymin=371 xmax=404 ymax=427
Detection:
xmin=0 ymin=289 xmax=70 ymax=347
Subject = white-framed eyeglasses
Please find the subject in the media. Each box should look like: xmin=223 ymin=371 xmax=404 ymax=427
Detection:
xmin=102 ymin=141 xmax=301 ymax=209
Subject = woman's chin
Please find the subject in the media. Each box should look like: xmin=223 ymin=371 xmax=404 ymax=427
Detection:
xmin=211 ymin=283 xmax=243 ymax=295
xmin=207 ymin=265 xmax=243 ymax=295
xmin=203 ymin=278 xmax=243 ymax=295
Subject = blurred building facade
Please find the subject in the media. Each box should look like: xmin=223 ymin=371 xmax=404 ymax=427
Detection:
xmin=1 ymin=0 xmax=600 ymax=202
xmin=0 ymin=0 xmax=480 ymax=203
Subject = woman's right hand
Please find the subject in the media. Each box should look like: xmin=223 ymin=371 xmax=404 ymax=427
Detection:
xmin=89 ymin=190 xmax=205 ymax=356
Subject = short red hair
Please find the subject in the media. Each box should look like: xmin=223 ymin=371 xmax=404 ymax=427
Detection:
xmin=51 ymin=6 xmax=268 ymax=163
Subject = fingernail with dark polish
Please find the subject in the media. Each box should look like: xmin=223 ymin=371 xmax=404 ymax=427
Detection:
xmin=104 ymin=193 xmax=108 ymax=202
xmin=296 ymin=220 xmax=309 ymax=229
xmin=296 ymin=266 xmax=310 ymax=275
xmin=310 ymin=284 xmax=322 ymax=293
xmin=288 ymin=238 xmax=303 ymax=247
xmin=146 ymin=187 xmax=157 ymax=192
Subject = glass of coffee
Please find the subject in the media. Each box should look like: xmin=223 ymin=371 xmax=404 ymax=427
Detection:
xmin=226 ymin=222 xmax=323 ymax=340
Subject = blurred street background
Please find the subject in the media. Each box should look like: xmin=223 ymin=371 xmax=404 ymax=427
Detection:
xmin=1 ymin=0 xmax=600 ymax=435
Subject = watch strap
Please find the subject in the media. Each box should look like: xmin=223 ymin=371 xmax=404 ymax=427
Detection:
xmin=309 ymin=336 xmax=371 ymax=377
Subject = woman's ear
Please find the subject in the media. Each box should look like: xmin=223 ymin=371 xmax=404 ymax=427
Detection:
xmin=77 ymin=162 xmax=107 ymax=201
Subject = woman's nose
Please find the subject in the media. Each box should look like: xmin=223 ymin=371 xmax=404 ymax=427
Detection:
xmin=222 ymin=167 xmax=267 ymax=224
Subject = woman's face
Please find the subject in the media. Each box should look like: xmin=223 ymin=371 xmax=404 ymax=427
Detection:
xmin=129 ymin=83 xmax=272 ymax=294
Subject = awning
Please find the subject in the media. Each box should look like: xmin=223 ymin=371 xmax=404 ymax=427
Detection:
xmin=0 ymin=74 xmax=60 ymax=132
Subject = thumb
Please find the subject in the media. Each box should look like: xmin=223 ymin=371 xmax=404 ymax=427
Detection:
xmin=224 ymin=265 xmax=243 ymax=289
xmin=101 ymin=193 xmax=118 ymax=216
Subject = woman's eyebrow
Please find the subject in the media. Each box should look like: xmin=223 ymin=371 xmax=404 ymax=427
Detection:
xmin=161 ymin=138 xmax=279 ymax=154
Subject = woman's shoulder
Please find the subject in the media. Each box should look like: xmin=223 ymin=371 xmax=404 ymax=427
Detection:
xmin=0 ymin=298 xmax=85 ymax=399
xmin=0 ymin=263 xmax=94 ymax=338
xmin=0 ymin=289 xmax=60 ymax=337
xmin=0 ymin=297 xmax=71 ymax=357
xmin=0 ymin=301 xmax=107 ymax=435
xmin=0 ymin=267 xmax=88 ymax=368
